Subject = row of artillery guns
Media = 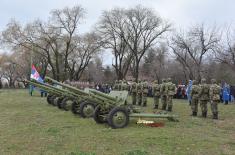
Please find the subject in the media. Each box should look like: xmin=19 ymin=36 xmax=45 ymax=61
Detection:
xmin=26 ymin=77 xmax=178 ymax=129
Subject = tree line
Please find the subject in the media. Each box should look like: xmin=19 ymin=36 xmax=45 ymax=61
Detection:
xmin=0 ymin=5 xmax=235 ymax=88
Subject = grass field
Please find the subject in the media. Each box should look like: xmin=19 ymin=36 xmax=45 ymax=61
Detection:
xmin=0 ymin=89 xmax=235 ymax=155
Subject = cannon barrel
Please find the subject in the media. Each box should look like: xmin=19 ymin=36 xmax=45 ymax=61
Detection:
xmin=26 ymin=80 xmax=64 ymax=96
xmin=89 ymin=89 xmax=117 ymax=102
xmin=26 ymin=80 xmax=78 ymax=98
xmin=45 ymin=76 xmax=89 ymax=96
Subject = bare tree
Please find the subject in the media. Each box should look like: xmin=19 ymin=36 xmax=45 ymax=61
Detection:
xmin=142 ymin=44 xmax=168 ymax=82
xmin=67 ymin=32 xmax=102 ymax=80
xmin=122 ymin=5 xmax=171 ymax=81
xmin=0 ymin=6 xmax=86 ymax=81
xmin=169 ymin=24 xmax=220 ymax=81
xmin=216 ymin=26 xmax=235 ymax=71
xmin=97 ymin=8 xmax=133 ymax=80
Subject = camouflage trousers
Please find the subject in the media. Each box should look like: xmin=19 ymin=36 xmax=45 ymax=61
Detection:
xmin=191 ymin=98 xmax=199 ymax=113
xmin=142 ymin=93 xmax=148 ymax=106
xmin=153 ymin=96 xmax=160 ymax=106
xmin=200 ymin=100 xmax=208 ymax=113
xmin=137 ymin=93 xmax=142 ymax=105
xmin=161 ymin=95 xmax=167 ymax=109
xmin=210 ymin=100 xmax=219 ymax=114
xmin=132 ymin=92 xmax=137 ymax=105
xmin=167 ymin=95 xmax=173 ymax=108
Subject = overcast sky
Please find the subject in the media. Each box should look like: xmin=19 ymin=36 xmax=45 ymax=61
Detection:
xmin=0 ymin=0 xmax=235 ymax=64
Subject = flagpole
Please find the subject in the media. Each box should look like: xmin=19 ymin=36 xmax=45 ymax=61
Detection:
xmin=29 ymin=44 xmax=33 ymax=96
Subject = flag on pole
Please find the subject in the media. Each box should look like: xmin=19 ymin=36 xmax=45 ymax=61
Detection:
xmin=30 ymin=65 xmax=44 ymax=83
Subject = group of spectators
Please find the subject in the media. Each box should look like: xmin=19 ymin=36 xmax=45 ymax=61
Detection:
xmin=95 ymin=84 xmax=112 ymax=93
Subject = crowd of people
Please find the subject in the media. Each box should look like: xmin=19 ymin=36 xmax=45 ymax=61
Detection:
xmin=113 ymin=78 xmax=176 ymax=111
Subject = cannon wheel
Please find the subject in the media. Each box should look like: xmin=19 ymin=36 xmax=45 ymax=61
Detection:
xmin=49 ymin=95 xmax=57 ymax=105
xmin=107 ymin=107 xmax=129 ymax=129
xmin=79 ymin=102 xmax=95 ymax=118
xmin=57 ymin=97 xmax=65 ymax=109
xmin=53 ymin=97 xmax=60 ymax=106
xmin=93 ymin=105 xmax=106 ymax=124
xmin=61 ymin=98 xmax=74 ymax=111
xmin=46 ymin=95 xmax=53 ymax=104
xmin=71 ymin=101 xmax=81 ymax=114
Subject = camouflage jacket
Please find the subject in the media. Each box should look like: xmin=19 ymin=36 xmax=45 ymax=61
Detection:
xmin=142 ymin=82 xmax=148 ymax=94
xmin=160 ymin=83 xmax=166 ymax=96
xmin=199 ymin=84 xmax=210 ymax=101
xmin=122 ymin=83 xmax=128 ymax=91
xmin=137 ymin=83 xmax=143 ymax=94
xmin=131 ymin=82 xmax=137 ymax=93
xmin=152 ymin=84 xmax=161 ymax=97
xmin=209 ymin=84 xmax=221 ymax=101
xmin=113 ymin=83 xmax=119 ymax=90
xmin=118 ymin=83 xmax=122 ymax=91
xmin=165 ymin=82 xmax=176 ymax=96
xmin=190 ymin=85 xmax=200 ymax=99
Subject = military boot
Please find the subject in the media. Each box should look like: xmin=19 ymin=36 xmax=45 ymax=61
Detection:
xmin=167 ymin=106 xmax=172 ymax=112
xmin=154 ymin=105 xmax=158 ymax=109
xmin=213 ymin=113 xmax=218 ymax=119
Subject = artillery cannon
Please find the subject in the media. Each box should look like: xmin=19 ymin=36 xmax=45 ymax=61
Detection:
xmin=26 ymin=80 xmax=79 ymax=110
xmin=87 ymin=89 xmax=178 ymax=129
xmin=27 ymin=78 xmax=178 ymax=129
xmin=44 ymin=77 xmax=130 ymax=118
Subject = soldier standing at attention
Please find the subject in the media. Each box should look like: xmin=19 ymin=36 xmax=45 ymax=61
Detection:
xmin=190 ymin=80 xmax=200 ymax=116
xmin=142 ymin=80 xmax=149 ymax=107
xmin=121 ymin=80 xmax=126 ymax=91
xmin=131 ymin=80 xmax=137 ymax=105
xmin=152 ymin=80 xmax=161 ymax=109
xmin=160 ymin=79 xmax=167 ymax=110
xmin=165 ymin=78 xmax=176 ymax=112
xmin=209 ymin=79 xmax=221 ymax=119
xmin=137 ymin=80 xmax=143 ymax=106
xmin=113 ymin=80 xmax=119 ymax=90
xmin=118 ymin=80 xmax=122 ymax=91
xmin=198 ymin=78 xmax=210 ymax=118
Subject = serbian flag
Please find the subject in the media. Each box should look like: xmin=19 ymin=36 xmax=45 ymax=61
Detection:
xmin=30 ymin=65 xmax=44 ymax=83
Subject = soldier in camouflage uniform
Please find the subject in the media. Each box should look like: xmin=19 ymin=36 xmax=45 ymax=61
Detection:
xmin=165 ymin=78 xmax=176 ymax=111
xmin=118 ymin=80 xmax=122 ymax=91
xmin=209 ymin=79 xmax=221 ymax=119
xmin=121 ymin=80 xmax=127 ymax=91
xmin=152 ymin=80 xmax=161 ymax=109
xmin=113 ymin=80 xmax=119 ymax=90
xmin=131 ymin=81 xmax=137 ymax=105
xmin=198 ymin=78 xmax=210 ymax=118
xmin=142 ymin=80 xmax=149 ymax=107
xmin=160 ymin=79 xmax=167 ymax=110
xmin=137 ymin=80 xmax=143 ymax=106
xmin=190 ymin=80 xmax=200 ymax=116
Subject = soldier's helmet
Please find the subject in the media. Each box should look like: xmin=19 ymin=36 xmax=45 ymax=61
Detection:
xmin=167 ymin=78 xmax=172 ymax=82
xmin=201 ymin=78 xmax=206 ymax=84
xmin=211 ymin=79 xmax=216 ymax=84
xmin=162 ymin=78 xmax=166 ymax=83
